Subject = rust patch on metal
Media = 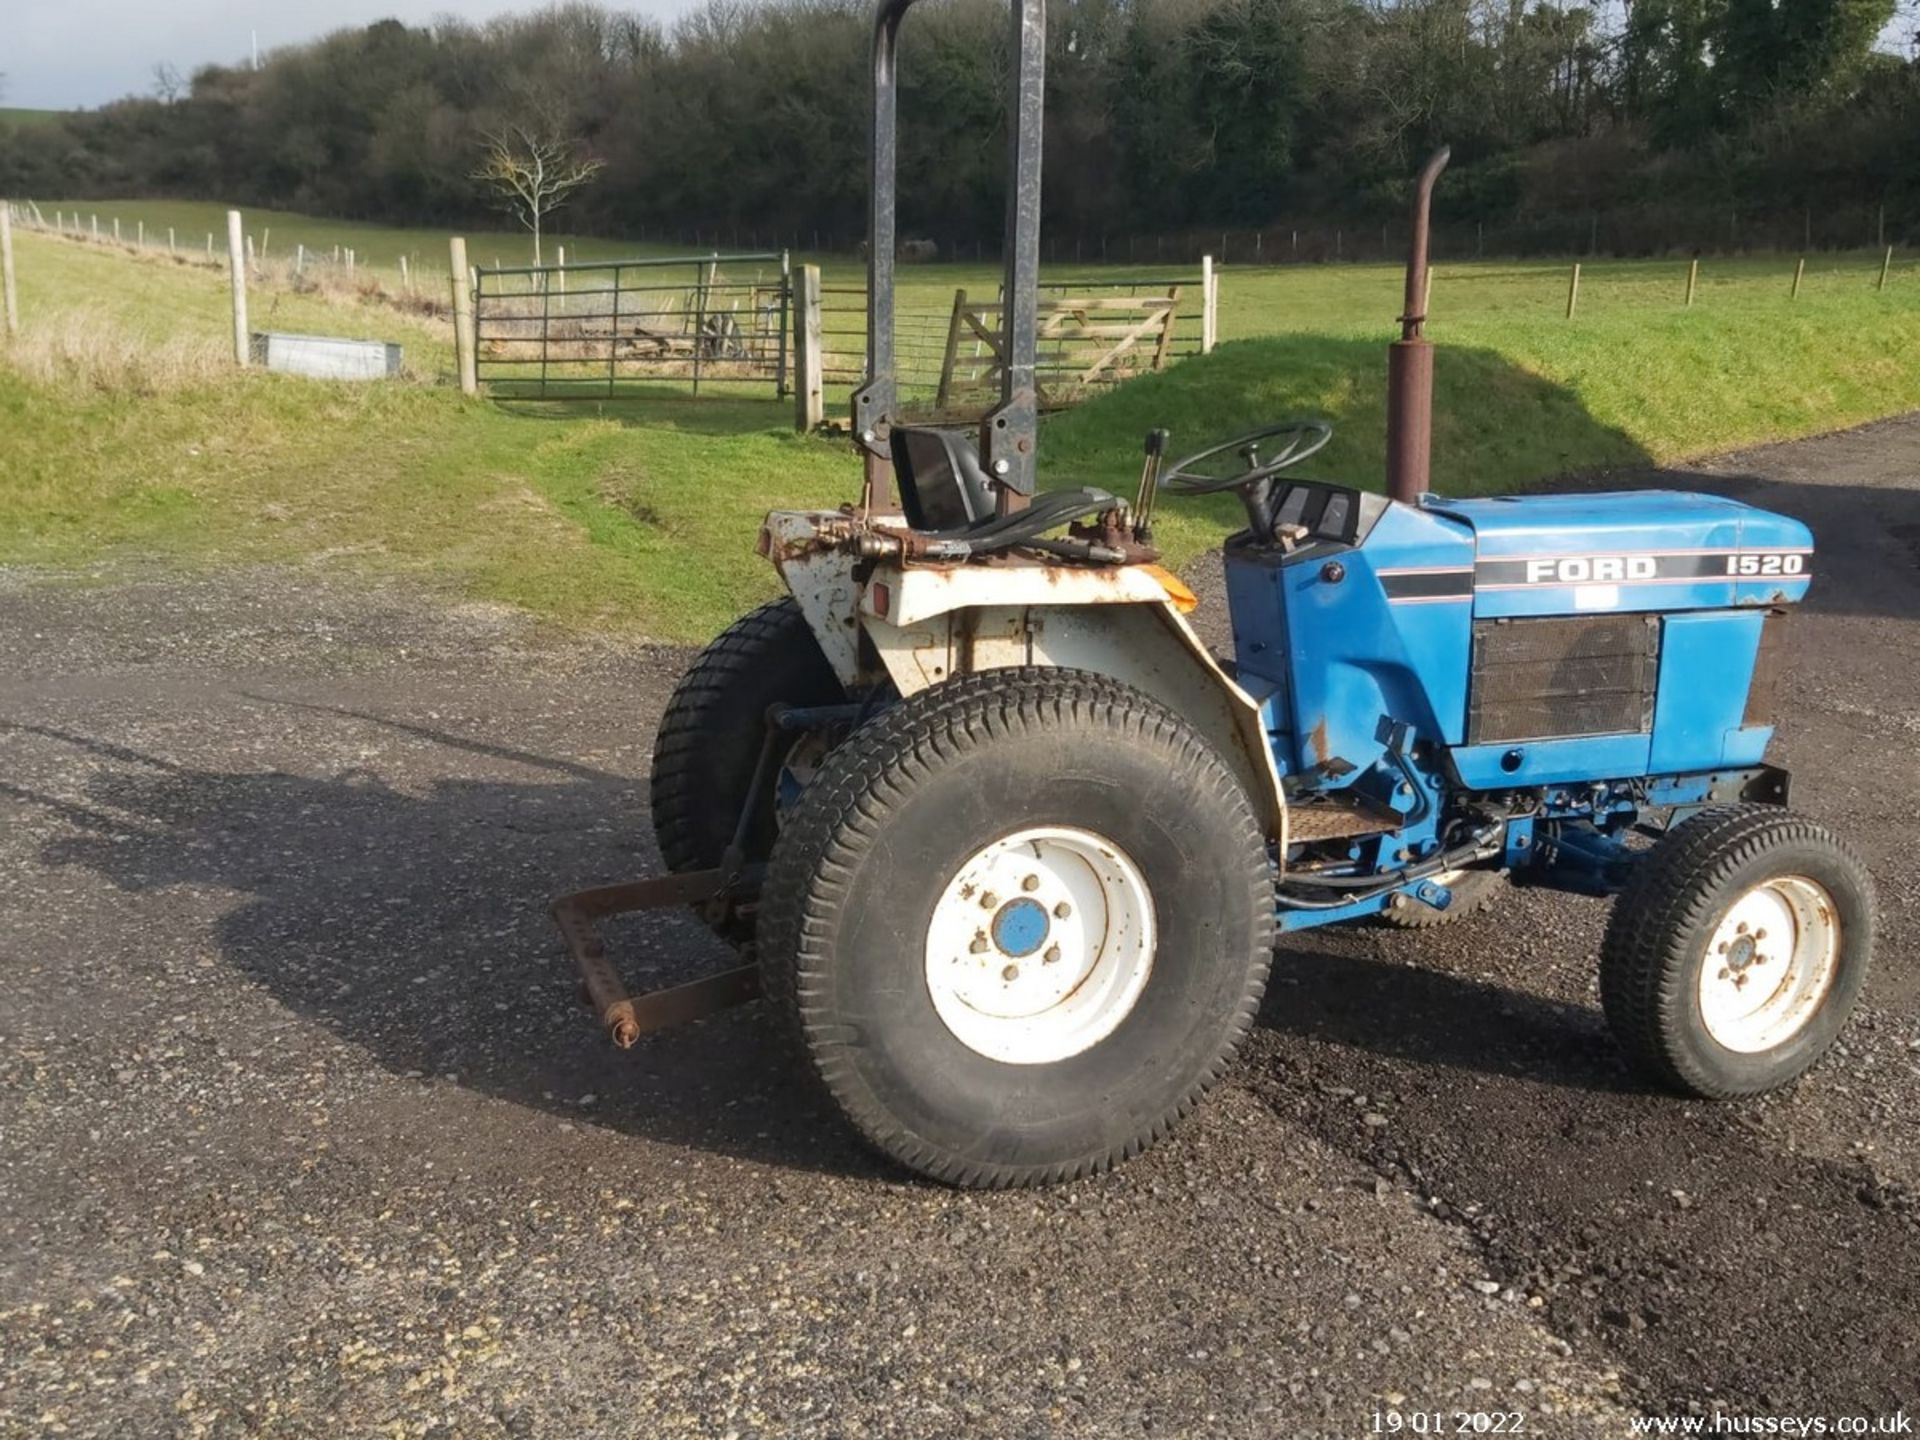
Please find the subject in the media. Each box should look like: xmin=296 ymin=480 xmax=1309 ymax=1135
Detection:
xmin=1309 ymin=718 xmax=1332 ymax=768
xmin=550 ymin=869 xmax=759 ymax=1047
xmin=954 ymin=605 xmax=983 ymax=674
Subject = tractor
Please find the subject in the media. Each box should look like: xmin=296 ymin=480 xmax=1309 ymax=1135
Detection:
xmin=552 ymin=0 xmax=1876 ymax=1189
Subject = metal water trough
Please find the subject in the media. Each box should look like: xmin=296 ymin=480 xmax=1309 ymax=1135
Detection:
xmin=250 ymin=332 xmax=401 ymax=381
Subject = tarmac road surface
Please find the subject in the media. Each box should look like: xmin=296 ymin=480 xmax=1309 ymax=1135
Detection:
xmin=4 ymin=415 xmax=1918 ymax=1437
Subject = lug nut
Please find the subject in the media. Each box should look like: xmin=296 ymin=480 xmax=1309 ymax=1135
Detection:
xmin=970 ymin=935 xmax=989 ymax=954
xmin=1002 ymin=964 xmax=1020 ymax=982
xmin=980 ymin=892 xmax=998 ymax=909
xmin=1044 ymin=945 xmax=1062 ymax=964
xmin=1022 ymin=875 xmax=1040 ymax=892
xmin=1053 ymin=902 xmax=1071 ymax=919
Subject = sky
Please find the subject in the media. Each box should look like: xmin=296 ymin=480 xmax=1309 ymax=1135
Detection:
xmin=6 ymin=0 xmax=1916 ymax=112
xmin=2 ymin=0 xmax=700 ymax=111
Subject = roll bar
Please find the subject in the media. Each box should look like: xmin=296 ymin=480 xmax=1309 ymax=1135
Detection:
xmin=853 ymin=0 xmax=1046 ymax=508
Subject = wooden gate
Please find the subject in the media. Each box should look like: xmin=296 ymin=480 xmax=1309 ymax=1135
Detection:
xmin=933 ymin=285 xmax=1183 ymax=413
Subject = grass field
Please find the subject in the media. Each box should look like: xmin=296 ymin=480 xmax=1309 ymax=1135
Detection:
xmin=0 ymin=108 xmax=62 ymax=128
xmin=4 ymin=205 xmax=1918 ymax=641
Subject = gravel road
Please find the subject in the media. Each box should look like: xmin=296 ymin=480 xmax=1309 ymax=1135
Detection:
xmin=4 ymin=416 xmax=1919 ymax=1438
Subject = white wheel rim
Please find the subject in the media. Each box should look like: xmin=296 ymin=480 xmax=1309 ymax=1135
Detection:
xmin=1696 ymin=874 xmax=1841 ymax=1054
xmin=924 ymin=825 xmax=1156 ymax=1065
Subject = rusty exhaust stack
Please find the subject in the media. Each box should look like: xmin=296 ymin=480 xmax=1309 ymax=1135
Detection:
xmin=1386 ymin=146 xmax=1451 ymax=505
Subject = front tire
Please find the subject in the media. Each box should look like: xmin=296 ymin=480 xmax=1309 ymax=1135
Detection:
xmin=758 ymin=668 xmax=1275 ymax=1188
xmin=1600 ymin=806 xmax=1874 ymax=1098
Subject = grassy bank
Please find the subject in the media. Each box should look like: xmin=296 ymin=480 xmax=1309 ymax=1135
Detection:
xmin=3 ymin=218 xmax=1917 ymax=641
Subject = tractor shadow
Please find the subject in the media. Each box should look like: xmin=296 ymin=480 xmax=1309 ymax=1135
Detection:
xmin=1256 ymin=941 xmax=1632 ymax=1095
xmin=10 ymin=706 xmax=1633 ymax=1183
xmin=7 ymin=714 xmax=884 ymax=1181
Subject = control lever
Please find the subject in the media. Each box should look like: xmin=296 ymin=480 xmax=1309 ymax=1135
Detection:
xmin=1134 ymin=428 xmax=1170 ymax=541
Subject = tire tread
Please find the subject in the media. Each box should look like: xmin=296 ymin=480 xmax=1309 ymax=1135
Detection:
xmin=1599 ymin=804 xmax=1872 ymax=1097
xmin=759 ymin=667 xmax=1275 ymax=1189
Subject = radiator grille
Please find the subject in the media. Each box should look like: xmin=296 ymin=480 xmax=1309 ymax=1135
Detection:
xmin=1744 ymin=611 xmax=1788 ymax=727
xmin=1469 ymin=615 xmax=1660 ymax=744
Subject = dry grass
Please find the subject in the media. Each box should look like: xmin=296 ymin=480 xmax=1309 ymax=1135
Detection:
xmin=276 ymin=257 xmax=452 ymax=319
xmin=21 ymin=223 xmax=455 ymax=323
xmin=3 ymin=307 xmax=229 ymax=395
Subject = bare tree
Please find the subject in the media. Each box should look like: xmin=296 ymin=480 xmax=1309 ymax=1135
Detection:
xmin=470 ymin=125 xmax=604 ymax=266
xmin=152 ymin=63 xmax=185 ymax=103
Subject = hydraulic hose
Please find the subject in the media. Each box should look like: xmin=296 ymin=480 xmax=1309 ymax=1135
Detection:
xmin=1275 ymin=826 xmax=1501 ymax=910
xmin=925 ymin=488 xmax=1120 ymax=553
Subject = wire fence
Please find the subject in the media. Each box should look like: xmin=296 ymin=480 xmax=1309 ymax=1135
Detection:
xmin=17 ymin=202 xmax=458 ymax=313
xmin=5 ymin=197 xmax=1909 ymax=426
xmin=641 ymin=200 xmax=1914 ymax=269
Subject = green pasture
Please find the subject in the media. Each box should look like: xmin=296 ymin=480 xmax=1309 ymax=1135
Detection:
xmin=3 ymin=208 xmax=1916 ymax=641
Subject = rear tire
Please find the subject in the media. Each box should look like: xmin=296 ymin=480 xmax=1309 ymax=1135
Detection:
xmin=1600 ymin=805 xmax=1874 ymax=1098
xmin=758 ymin=667 xmax=1276 ymax=1188
xmin=649 ymin=598 xmax=843 ymax=937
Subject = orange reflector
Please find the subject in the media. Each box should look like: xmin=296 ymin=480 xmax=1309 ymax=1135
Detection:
xmin=870 ymin=581 xmax=891 ymax=618
xmin=1141 ymin=565 xmax=1199 ymax=613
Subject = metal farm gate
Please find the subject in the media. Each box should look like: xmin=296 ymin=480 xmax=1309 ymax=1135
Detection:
xmin=472 ymin=251 xmax=792 ymax=399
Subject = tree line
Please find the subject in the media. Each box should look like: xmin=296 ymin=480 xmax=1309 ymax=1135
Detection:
xmin=0 ymin=0 xmax=1914 ymax=259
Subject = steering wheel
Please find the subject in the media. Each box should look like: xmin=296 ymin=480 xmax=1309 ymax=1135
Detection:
xmin=1160 ymin=419 xmax=1333 ymax=495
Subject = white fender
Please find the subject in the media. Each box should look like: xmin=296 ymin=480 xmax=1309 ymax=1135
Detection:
xmin=760 ymin=514 xmax=1285 ymax=844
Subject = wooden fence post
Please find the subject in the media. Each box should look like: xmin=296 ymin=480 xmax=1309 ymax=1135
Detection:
xmin=1 ymin=206 xmax=19 ymax=339
xmin=1879 ymin=245 xmax=1894 ymax=292
xmin=113 ymin=217 xmax=120 ymax=243
xmin=794 ymin=262 xmax=823 ymax=431
xmin=398 ymin=254 xmax=408 ymax=292
xmin=450 ymin=236 xmax=478 ymax=396
xmin=1564 ymin=262 xmax=1581 ymax=320
xmin=226 ymin=210 xmax=249 ymax=366
xmin=1685 ymin=258 xmax=1699 ymax=307
xmin=556 ymin=245 xmax=566 ymax=295
xmin=168 ymin=227 xmax=176 ymax=255
xmin=1200 ymin=254 xmax=1217 ymax=354
xmin=137 ymin=220 xmax=144 ymax=248
xmin=1791 ymin=256 xmax=1805 ymax=299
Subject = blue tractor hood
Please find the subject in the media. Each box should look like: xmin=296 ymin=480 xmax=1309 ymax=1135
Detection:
xmin=1422 ymin=490 xmax=1814 ymax=618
